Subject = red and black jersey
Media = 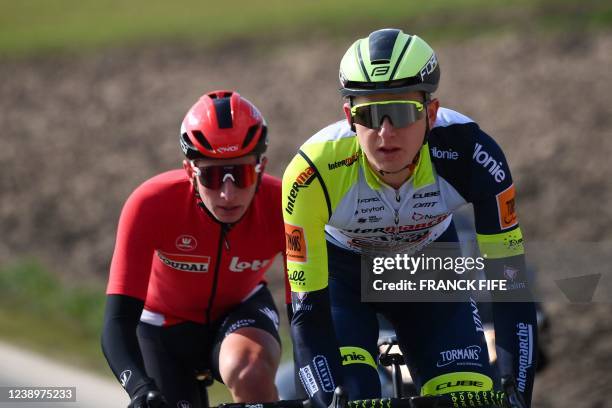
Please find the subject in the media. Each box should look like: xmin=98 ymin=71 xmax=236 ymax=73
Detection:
xmin=107 ymin=169 xmax=285 ymax=325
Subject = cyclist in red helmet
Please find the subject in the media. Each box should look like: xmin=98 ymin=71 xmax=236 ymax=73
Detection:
xmin=102 ymin=91 xmax=286 ymax=408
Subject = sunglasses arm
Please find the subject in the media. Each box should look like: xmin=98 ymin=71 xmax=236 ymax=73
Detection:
xmin=343 ymin=102 xmax=356 ymax=132
xmin=255 ymin=156 xmax=268 ymax=173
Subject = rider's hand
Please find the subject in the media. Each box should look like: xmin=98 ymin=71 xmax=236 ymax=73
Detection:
xmin=327 ymin=386 xmax=348 ymax=408
xmin=128 ymin=389 xmax=168 ymax=408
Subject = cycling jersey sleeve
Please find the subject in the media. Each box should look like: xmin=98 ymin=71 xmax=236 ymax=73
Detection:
xmin=468 ymin=130 xmax=537 ymax=406
xmin=107 ymin=182 xmax=160 ymax=299
xmin=104 ymin=183 xmax=161 ymax=397
xmin=282 ymin=151 xmax=344 ymax=407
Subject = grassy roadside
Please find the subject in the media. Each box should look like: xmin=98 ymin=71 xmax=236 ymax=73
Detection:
xmin=0 ymin=260 xmax=292 ymax=404
xmin=0 ymin=260 xmax=108 ymax=372
xmin=1 ymin=0 xmax=610 ymax=58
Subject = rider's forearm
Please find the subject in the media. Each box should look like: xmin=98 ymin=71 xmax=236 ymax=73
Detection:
xmin=291 ymin=288 xmax=344 ymax=408
xmin=101 ymin=294 xmax=156 ymax=398
xmin=486 ymin=255 xmax=537 ymax=407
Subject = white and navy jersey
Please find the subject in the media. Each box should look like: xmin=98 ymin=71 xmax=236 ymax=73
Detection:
xmin=283 ymin=107 xmax=523 ymax=292
xmin=282 ymin=107 xmax=537 ymax=407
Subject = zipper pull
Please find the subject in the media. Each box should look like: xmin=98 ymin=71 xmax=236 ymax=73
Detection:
xmin=395 ymin=190 xmax=401 ymax=202
xmin=394 ymin=210 xmax=399 ymax=224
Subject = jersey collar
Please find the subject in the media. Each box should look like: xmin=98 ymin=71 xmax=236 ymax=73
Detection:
xmin=362 ymin=143 xmax=435 ymax=190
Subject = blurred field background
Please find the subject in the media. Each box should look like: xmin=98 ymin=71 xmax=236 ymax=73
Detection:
xmin=1 ymin=0 xmax=612 ymax=406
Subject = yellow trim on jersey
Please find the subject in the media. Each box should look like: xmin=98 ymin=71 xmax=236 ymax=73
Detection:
xmin=477 ymin=228 xmax=524 ymax=259
xmin=413 ymin=143 xmax=435 ymax=189
xmin=339 ymin=346 xmax=377 ymax=370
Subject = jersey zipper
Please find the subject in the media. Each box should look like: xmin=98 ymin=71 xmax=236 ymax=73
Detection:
xmin=393 ymin=189 xmax=401 ymax=243
xmin=205 ymin=224 xmax=227 ymax=324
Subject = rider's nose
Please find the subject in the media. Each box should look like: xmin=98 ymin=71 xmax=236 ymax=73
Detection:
xmin=219 ymin=179 xmax=237 ymax=201
xmin=378 ymin=117 xmax=396 ymax=138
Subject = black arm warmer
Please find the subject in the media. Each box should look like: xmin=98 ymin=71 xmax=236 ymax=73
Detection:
xmin=291 ymin=288 xmax=344 ymax=408
xmin=485 ymin=255 xmax=537 ymax=406
xmin=101 ymin=294 xmax=155 ymax=398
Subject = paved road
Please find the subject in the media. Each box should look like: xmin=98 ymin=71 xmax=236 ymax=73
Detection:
xmin=0 ymin=341 xmax=129 ymax=408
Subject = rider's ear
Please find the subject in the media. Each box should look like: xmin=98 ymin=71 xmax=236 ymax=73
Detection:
xmin=427 ymin=97 xmax=440 ymax=125
xmin=343 ymin=103 xmax=355 ymax=132
xmin=183 ymin=160 xmax=196 ymax=186
xmin=259 ymin=156 xmax=268 ymax=172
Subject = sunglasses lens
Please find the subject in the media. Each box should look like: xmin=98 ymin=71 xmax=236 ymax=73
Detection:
xmin=198 ymin=166 xmax=223 ymax=189
xmin=232 ymin=164 xmax=258 ymax=188
xmin=353 ymin=107 xmax=374 ymax=128
xmin=352 ymin=102 xmax=424 ymax=129
xmin=197 ymin=164 xmax=258 ymax=190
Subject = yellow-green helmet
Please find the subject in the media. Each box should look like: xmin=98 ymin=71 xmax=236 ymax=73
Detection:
xmin=339 ymin=29 xmax=440 ymax=97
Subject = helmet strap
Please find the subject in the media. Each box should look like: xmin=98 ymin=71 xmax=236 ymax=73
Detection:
xmin=422 ymin=95 xmax=432 ymax=146
xmin=343 ymin=98 xmax=357 ymax=132
xmin=377 ymin=152 xmax=420 ymax=176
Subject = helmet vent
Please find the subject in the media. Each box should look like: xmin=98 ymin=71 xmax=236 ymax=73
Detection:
xmin=192 ymin=130 xmax=214 ymax=151
xmin=242 ymin=124 xmax=260 ymax=149
xmin=213 ymin=98 xmax=233 ymax=129
xmin=208 ymin=91 xmax=234 ymax=100
xmin=369 ymin=29 xmax=400 ymax=64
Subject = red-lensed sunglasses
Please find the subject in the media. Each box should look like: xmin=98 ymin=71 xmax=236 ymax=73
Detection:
xmin=191 ymin=162 xmax=262 ymax=190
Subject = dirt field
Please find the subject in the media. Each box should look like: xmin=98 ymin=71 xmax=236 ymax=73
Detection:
xmin=1 ymin=29 xmax=611 ymax=406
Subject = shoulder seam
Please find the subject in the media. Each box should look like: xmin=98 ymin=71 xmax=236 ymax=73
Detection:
xmin=298 ymin=149 xmax=332 ymax=220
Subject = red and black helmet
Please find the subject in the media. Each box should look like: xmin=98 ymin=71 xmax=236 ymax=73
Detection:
xmin=180 ymin=90 xmax=268 ymax=160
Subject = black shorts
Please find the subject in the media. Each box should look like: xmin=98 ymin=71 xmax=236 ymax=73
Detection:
xmin=136 ymin=284 xmax=280 ymax=408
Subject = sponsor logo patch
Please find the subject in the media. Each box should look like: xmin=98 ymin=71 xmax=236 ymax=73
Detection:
xmin=436 ymin=345 xmax=482 ymax=367
xmin=298 ymin=365 xmax=319 ymax=397
xmin=411 ymin=212 xmax=447 ymax=221
xmin=175 ymin=235 xmax=197 ymax=251
xmin=413 ymin=201 xmax=437 ymax=208
xmin=225 ymin=319 xmax=256 ymax=337
xmin=216 ymin=145 xmax=239 ymax=153
xmin=120 ymin=370 xmax=131 ymax=388
xmin=413 ymin=191 xmax=440 ymax=199
xmin=496 ymin=184 xmax=518 ymax=229
xmin=504 ymin=265 xmax=526 ymax=289
xmin=473 ymin=143 xmax=506 ymax=183
xmin=357 ymin=215 xmax=382 ymax=224
xmin=328 ymin=152 xmax=360 ymax=170
xmin=504 ymin=265 xmax=519 ymax=281
xmin=292 ymin=291 xmax=312 ymax=311
xmin=313 ymin=356 xmax=335 ymax=392
xmin=288 ymin=270 xmax=306 ymax=287
xmin=420 ymin=53 xmax=438 ymax=80
xmin=469 ymin=297 xmax=485 ymax=333
xmin=229 ymin=256 xmax=270 ymax=272
xmin=360 ymin=205 xmax=385 ymax=213
xmin=516 ymin=322 xmax=533 ymax=393
xmin=358 ymin=197 xmax=380 ymax=203
xmin=371 ymin=66 xmax=390 ymax=77
xmin=430 ymin=146 xmax=459 ymax=160
xmin=285 ymin=223 xmax=307 ymax=263
xmin=157 ymin=251 xmax=211 ymax=273
xmin=285 ymin=166 xmax=316 ymax=215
